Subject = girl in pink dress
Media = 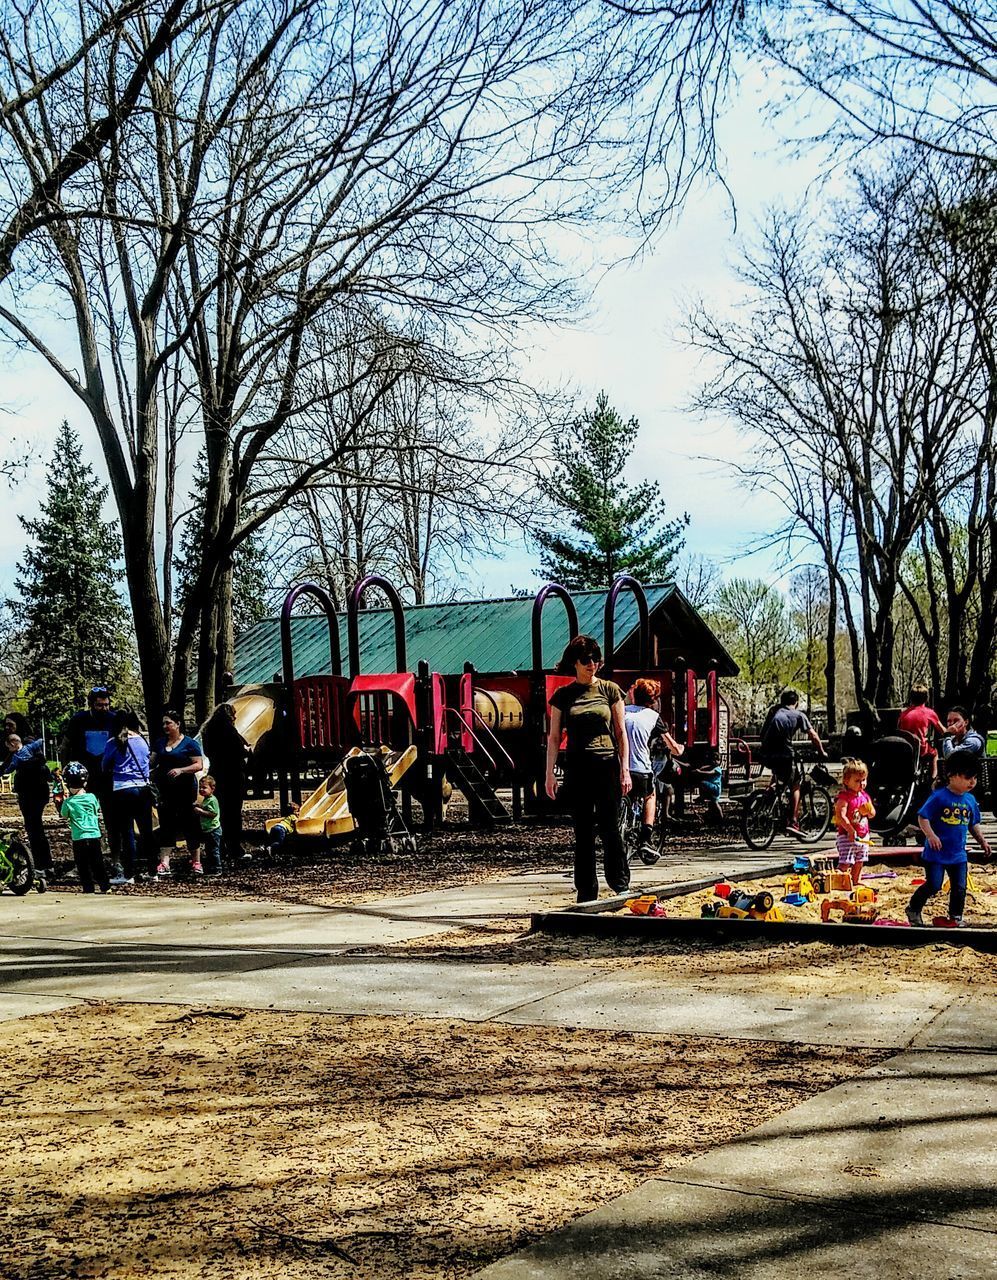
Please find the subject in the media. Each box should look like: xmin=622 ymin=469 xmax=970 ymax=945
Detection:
xmin=834 ymin=761 xmax=876 ymax=886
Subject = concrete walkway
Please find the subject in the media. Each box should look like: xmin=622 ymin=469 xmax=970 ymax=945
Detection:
xmin=475 ymin=1047 xmax=997 ymax=1279
xmin=2 ymin=836 xmax=995 ymax=1278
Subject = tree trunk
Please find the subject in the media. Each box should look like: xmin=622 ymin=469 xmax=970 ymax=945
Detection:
xmin=195 ymin=589 xmax=220 ymax=725
xmin=122 ymin=509 xmax=171 ymax=720
xmin=824 ymin=574 xmax=837 ymax=734
xmin=219 ymin=562 xmax=235 ymax=696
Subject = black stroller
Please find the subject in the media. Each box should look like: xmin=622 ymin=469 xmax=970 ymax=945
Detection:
xmin=345 ymin=751 xmax=417 ymax=856
xmin=863 ymin=732 xmax=930 ymax=843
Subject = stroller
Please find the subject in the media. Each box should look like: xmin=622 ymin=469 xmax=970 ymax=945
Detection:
xmin=345 ymin=751 xmax=417 ymax=857
xmin=863 ymin=732 xmax=930 ymax=843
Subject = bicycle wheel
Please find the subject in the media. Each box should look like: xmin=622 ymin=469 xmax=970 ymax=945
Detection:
xmin=619 ymin=799 xmax=641 ymax=864
xmin=797 ymin=783 xmax=831 ymax=843
xmin=742 ymin=789 xmax=778 ymax=850
xmin=7 ymin=840 xmax=35 ymax=896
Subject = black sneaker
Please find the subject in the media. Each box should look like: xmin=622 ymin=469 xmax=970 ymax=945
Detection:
xmin=905 ymin=906 xmax=925 ymax=928
xmin=639 ymin=846 xmax=660 ymax=865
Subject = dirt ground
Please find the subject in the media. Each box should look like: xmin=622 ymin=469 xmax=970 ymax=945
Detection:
xmin=2 ymin=1002 xmax=883 ymax=1280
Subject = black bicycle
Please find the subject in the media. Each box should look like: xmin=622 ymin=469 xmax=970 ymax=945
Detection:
xmin=741 ymin=762 xmax=834 ymax=850
xmin=619 ymin=787 xmax=663 ymax=865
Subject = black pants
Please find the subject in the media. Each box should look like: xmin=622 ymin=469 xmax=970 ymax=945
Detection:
xmin=109 ymin=787 xmax=155 ymax=878
xmin=564 ymin=753 xmax=629 ymax=902
xmin=156 ymin=773 xmax=198 ymax=850
xmin=213 ymin=771 xmax=245 ymax=859
xmin=17 ymin=789 xmax=52 ymax=872
xmin=73 ymin=837 xmax=109 ymax=893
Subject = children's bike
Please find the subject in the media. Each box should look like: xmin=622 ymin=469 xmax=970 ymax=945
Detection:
xmin=0 ymin=830 xmax=36 ymax=896
xmin=741 ymin=762 xmax=833 ymax=850
xmin=619 ymin=790 xmax=662 ymax=865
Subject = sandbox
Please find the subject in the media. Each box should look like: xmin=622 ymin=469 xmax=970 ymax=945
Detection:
xmin=532 ymin=849 xmax=997 ymax=952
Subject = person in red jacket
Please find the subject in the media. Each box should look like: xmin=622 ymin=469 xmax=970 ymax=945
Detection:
xmin=897 ymin=684 xmax=945 ymax=778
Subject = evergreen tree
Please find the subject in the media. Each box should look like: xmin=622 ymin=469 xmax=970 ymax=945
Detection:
xmin=13 ymin=421 xmax=135 ymax=728
xmin=535 ymin=392 xmax=687 ymax=588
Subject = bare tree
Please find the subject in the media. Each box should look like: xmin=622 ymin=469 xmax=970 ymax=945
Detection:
xmin=0 ymin=0 xmax=222 ymax=281
xmin=789 ymin=566 xmax=829 ymax=721
xmin=709 ymin=577 xmax=798 ymax=727
xmin=760 ymin=0 xmax=997 ymax=165
xmin=269 ymin=309 xmax=556 ymax=608
xmin=677 ymin=553 xmax=721 ymax=609
xmin=692 ymin=160 xmax=988 ymax=723
xmin=0 ymin=0 xmax=758 ymax=718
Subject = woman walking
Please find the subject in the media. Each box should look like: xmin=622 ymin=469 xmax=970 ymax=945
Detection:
xmin=545 ymin=634 xmax=632 ymax=902
xmin=202 ymin=703 xmax=250 ymax=863
xmin=101 ymin=710 xmax=155 ymax=884
xmin=151 ymin=710 xmax=203 ymax=876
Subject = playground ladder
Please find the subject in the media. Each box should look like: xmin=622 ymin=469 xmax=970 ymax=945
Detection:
xmin=446 ymin=746 xmax=511 ymax=827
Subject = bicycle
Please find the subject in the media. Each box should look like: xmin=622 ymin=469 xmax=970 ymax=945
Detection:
xmin=741 ymin=761 xmax=834 ymax=850
xmin=619 ymin=783 xmax=663 ymax=866
xmin=0 ymin=830 xmax=36 ymax=896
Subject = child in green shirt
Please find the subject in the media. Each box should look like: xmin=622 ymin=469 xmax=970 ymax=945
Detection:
xmin=192 ymin=775 xmax=222 ymax=876
xmin=60 ymin=761 xmax=109 ymax=893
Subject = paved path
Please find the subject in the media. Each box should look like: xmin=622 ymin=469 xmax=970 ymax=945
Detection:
xmin=475 ymin=1046 xmax=997 ymax=1279
xmin=2 ymin=832 xmax=995 ymax=1279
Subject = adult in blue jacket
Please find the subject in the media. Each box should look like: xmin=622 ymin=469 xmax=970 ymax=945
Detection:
xmin=1 ymin=729 xmax=53 ymax=880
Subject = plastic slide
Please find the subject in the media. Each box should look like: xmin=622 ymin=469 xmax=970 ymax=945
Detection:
xmin=268 ymin=744 xmax=418 ymax=838
xmin=226 ymin=684 xmax=280 ymax=749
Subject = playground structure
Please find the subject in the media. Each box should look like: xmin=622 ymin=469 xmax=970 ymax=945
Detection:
xmin=223 ymin=573 xmax=726 ymax=842
xmin=457 ymin=574 xmax=724 ymax=821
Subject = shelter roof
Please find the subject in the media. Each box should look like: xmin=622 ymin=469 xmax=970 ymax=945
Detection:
xmin=233 ymin=584 xmax=737 ymax=683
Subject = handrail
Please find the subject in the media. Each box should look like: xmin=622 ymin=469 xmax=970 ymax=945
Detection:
xmin=348 ymin=575 xmax=406 ymax=678
xmin=603 ymin=574 xmax=649 ymax=676
xmin=463 ymin=702 xmax=517 ymax=773
xmin=280 ymin=582 xmax=341 ymax=684
xmin=446 ymin=707 xmax=497 ymax=773
xmin=531 ymin=583 xmax=578 ymax=672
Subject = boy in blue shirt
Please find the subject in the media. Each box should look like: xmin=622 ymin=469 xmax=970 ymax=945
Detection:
xmin=907 ymin=751 xmax=991 ymax=927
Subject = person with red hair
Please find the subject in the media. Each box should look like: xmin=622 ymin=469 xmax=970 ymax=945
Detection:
xmin=624 ymin=678 xmax=682 ymax=860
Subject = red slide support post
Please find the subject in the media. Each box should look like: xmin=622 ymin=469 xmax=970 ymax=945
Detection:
xmin=529 ymin=583 xmax=579 ymax=813
xmin=279 ymin=582 xmax=345 ymax=807
xmin=348 ymin=575 xmax=407 ymax=678
xmin=602 ymin=575 xmax=649 ymax=678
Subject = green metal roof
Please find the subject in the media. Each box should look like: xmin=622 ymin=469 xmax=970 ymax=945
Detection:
xmin=235 ymin=585 xmax=688 ymax=684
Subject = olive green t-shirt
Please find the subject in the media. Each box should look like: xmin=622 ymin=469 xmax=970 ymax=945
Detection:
xmin=550 ymin=679 xmax=624 ymax=758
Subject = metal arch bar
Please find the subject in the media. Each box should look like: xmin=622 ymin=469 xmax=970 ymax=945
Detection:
xmin=348 ymin=574 xmax=407 ymax=678
xmin=531 ymin=583 xmax=579 ymax=673
xmin=280 ymin=582 xmax=341 ymax=685
xmin=603 ymin=575 xmax=649 ymax=675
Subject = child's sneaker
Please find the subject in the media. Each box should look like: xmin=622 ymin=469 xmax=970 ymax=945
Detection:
xmin=905 ymin=906 xmax=925 ymax=927
xmin=156 ymin=861 xmax=172 ymax=877
xmin=190 ymin=861 xmax=203 ymax=875
xmin=932 ymin=916 xmax=967 ymax=928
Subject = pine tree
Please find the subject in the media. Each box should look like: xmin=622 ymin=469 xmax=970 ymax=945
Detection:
xmin=536 ymin=392 xmax=688 ymax=588
xmin=13 ymin=421 xmax=135 ymax=729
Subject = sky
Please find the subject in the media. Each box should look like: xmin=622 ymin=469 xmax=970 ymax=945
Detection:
xmin=0 ymin=67 xmax=831 ymax=607
xmin=468 ymin=75 xmax=828 ymax=600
